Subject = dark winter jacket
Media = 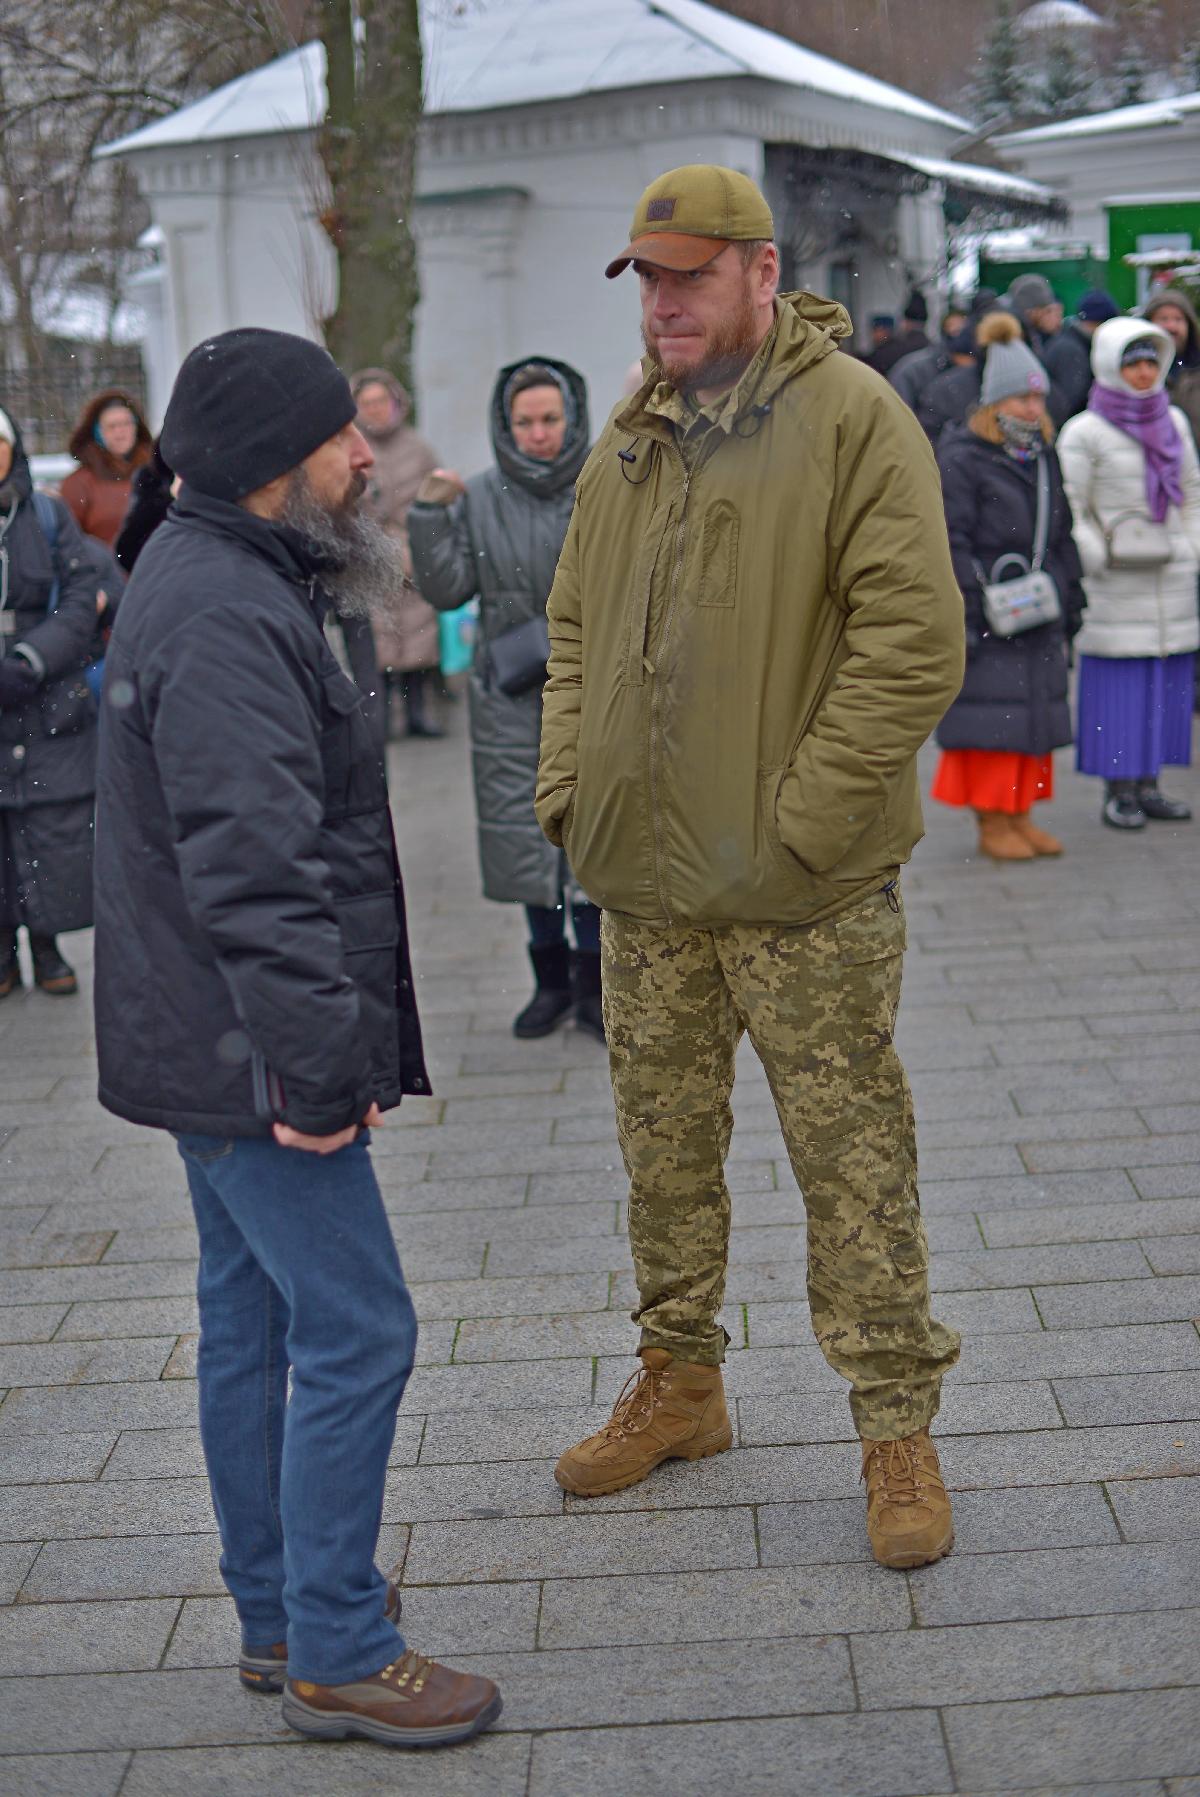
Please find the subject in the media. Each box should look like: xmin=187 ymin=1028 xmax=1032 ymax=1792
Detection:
xmin=408 ymin=357 xmax=589 ymax=908
xmin=94 ymin=487 xmax=429 ymax=1138
xmin=1144 ymin=287 xmax=1200 ymax=450
xmin=1042 ymin=321 xmax=1097 ymax=424
xmin=0 ymin=425 xmax=100 ymax=811
xmin=889 ymin=341 xmax=952 ymax=411
xmin=935 ymin=425 xmax=1085 ymax=756
xmin=869 ymin=325 xmax=929 ymax=378
xmin=918 ymin=361 xmax=982 ymax=448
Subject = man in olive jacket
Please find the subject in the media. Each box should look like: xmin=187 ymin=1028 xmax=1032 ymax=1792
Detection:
xmin=536 ymin=167 xmax=966 ymax=1570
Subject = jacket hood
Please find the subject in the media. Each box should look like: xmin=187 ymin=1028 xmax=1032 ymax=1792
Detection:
xmin=67 ymin=387 xmax=153 ymax=477
xmin=350 ymin=366 xmax=412 ymax=433
xmin=490 ymin=357 xmax=590 ymax=497
xmin=616 ymin=289 xmax=852 ymax=439
xmin=0 ymin=405 xmax=33 ymax=506
xmin=1143 ymin=287 xmax=1200 ymax=361
xmin=1090 ymin=316 xmax=1174 ymax=393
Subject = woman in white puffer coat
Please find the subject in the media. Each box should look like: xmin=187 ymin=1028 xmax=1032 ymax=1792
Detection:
xmin=1058 ymin=315 xmax=1200 ymax=829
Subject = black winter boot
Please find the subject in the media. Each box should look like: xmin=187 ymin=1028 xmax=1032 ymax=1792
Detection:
xmin=0 ymin=928 xmax=20 ymax=999
xmin=29 ymin=935 xmax=77 ymax=996
xmin=1136 ymin=780 xmax=1192 ymax=822
xmin=571 ymin=950 xmax=606 ymax=1044
xmin=1102 ymin=780 xmax=1146 ymax=831
xmin=513 ymin=943 xmax=572 ymax=1039
xmin=404 ymin=669 xmax=444 ymax=740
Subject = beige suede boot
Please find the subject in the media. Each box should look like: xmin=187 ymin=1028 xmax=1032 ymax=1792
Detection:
xmin=975 ymin=810 xmax=1036 ymax=861
xmin=555 ymin=1347 xmax=732 ymax=1497
xmin=862 ymin=1429 xmax=954 ymax=1569
xmin=1011 ymin=811 xmax=1063 ymax=857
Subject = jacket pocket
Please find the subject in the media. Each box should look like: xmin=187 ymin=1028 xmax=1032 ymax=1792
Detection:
xmin=834 ymin=885 xmax=907 ymax=964
xmin=622 ymin=503 xmax=673 ymax=687
xmin=698 ymin=500 xmax=739 ymax=609
xmin=335 ymin=890 xmax=400 ymax=955
xmin=320 ymin=665 xmax=380 ymax=818
xmin=249 ymin=1048 xmax=285 ymax=1121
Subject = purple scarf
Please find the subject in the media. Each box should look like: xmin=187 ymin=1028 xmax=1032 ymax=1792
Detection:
xmin=1087 ymin=383 xmax=1184 ymax=523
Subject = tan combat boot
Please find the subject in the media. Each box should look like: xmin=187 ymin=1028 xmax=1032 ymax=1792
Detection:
xmin=555 ymin=1347 xmax=732 ymax=1497
xmin=861 ymin=1429 xmax=954 ymax=1569
xmin=975 ymin=810 xmax=1036 ymax=861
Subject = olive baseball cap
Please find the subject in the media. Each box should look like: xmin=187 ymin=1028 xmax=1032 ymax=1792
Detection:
xmin=605 ymin=164 xmax=774 ymax=279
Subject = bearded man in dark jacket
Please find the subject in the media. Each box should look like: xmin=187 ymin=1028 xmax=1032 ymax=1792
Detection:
xmin=93 ymin=328 xmax=500 ymax=1755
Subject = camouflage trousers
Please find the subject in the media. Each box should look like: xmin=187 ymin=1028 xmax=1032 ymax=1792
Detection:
xmin=602 ymin=885 xmax=960 ymax=1440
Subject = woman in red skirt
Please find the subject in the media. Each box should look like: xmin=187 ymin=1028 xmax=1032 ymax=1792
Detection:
xmin=932 ymin=312 xmax=1087 ymax=859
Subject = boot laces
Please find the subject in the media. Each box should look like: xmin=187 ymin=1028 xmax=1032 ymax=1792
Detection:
xmin=864 ymin=1436 xmax=925 ymax=1507
xmin=599 ymin=1362 xmax=664 ymax=1442
xmin=379 ymin=1648 xmax=432 ymax=1694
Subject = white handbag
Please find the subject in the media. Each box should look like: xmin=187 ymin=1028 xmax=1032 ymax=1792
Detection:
xmin=1101 ymin=510 xmax=1173 ymax=571
xmin=977 ymin=456 xmax=1063 ymax=639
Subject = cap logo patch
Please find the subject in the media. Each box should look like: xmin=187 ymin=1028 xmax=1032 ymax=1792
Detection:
xmin=645 ymin=198 xmax=676 ymax=222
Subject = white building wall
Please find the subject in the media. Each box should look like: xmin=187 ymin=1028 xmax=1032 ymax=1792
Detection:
xmin=996 ymin=122 xmax=1200 ymax=258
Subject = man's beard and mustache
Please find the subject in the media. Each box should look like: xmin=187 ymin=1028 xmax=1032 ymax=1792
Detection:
xmin=279 ymin=467 xmax=409 ymax=620
xmin=643 ymin=278 xmax=760 ymax=394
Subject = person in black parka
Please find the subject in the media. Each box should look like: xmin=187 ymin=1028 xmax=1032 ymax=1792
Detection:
xmin=0 ymin=405 xmax=99 ymax=998
xmin=932 ymin=312 xmax=1086 ymax=862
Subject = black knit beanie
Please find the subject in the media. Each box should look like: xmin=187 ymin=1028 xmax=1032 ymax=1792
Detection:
xmin=903 ymin=288 xmax=929 ymax=324
xmin=161 ymin=328 xmax=357 ymax=503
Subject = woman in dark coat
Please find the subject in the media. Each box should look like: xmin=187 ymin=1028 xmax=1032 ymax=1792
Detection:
xmin=932 ymin=312 xmax=1086 ymax=861
xmin=0 ymin=407 xmax=100 ymax=993
xmin=408 ymin=358 xmax=600 ymax=1040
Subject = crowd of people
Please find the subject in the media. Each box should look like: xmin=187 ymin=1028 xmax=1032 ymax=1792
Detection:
xmin=0 ymin=154 xmax=1198 ymax=1763
xmin=878 ymin=270 xmax=1200 ymax=855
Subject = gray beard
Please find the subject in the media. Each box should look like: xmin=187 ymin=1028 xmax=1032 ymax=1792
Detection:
xmin=279 ymin=471 xmax=410 ymax=621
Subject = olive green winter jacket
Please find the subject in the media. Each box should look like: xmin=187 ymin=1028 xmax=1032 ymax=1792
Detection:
xmin=535 ymin=291 xmax=964 ymax=928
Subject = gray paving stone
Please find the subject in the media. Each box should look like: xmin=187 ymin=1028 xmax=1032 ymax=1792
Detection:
xmin=538 ymin=1559 xmax=909 ymax=1649
xmin=98 ymin=1415 xmax=424 ymax=1480
xmin=919 ymin=1169 xmax=1139 ymax=1216
xmin=401 ymin=1356 xmax=591 ymax=1415
xmin=737 ymin=1379 xmax=1062 ymax=1445
xmin=0 ymin=1380 xmax=200 ymax=1436
xmin=931 ymin=1242 xmax=1155 ymax=1290
xmin=912 ymin=1539 xmax=1200 ymax=1626
xmin=760 ymin=1480 xmax=1116 ymax=1565
xmin=919 ymin=1144 xmax=1027 ymax=1179
xmin=0 ymin=1432 xmax=115 ymax=1486
xmin=1129 ymin=1164 xmax=1200 ymax=1199
xmin=527 ymin=1708 xmax=951 ymax=1797
xmin=982 ymin=1198 xmax=1200 ymax=1247
xmin=962 ymin=1323 xmax=1200 ymax=1384
xmin=380 ymin=1173 xmax=529 ymax=1211
xmin=0 ymin=1338 xmax=175 ymax=1389
xmin=937 ymin=1423 xmax=1197 ymax=1490
xmin=1034 ymin=1275 xmax=1200 ymax=1328
xmin=0 ymin=1305 xmax=70 ymax=1344
xmin=19 ymin=1534 xmax=226 ymax=1602
xmin=407 ymin=1505 xmax=755 ymax=1584
xmin=0 ymin=1232 xmax=113 ymax=1271
xmin=0 ymin=1752 xmax=131 ymax=1797
xmin=923 ymin=1108 xmax=1150 ymax=1150
xmin=0 ymin=1598 xmax=179 ymax=1675
xmin=0 ymin=1476 xmax=217 ymax=1542
xmin=119 ymin=1737 xmax=531 ymax=1797
xmin=408 ymin=1272 xmax=610 ymax=1320
xmin=1023 ymin=1131 xmax=1200 ymax=1174
xmin=0 ymin=1666 xmax=299 ymax=1754
xmin=418 ymin=1404 xmax=611 ymax=1465
xmin=383 ymin=1459 xmax=560 ymax=1523
xmin=853 ymin=1606 xmax=1200 ymax=1707
xmin=1107 ymin=1476 xmax=1200 ymax=1541
xmin=1145 ymin=1236 xmax=1200 ymax=1274
xmin=455 ymin=1635 xmax=853 ymax=1731
xmin=0 ymin=1543 xmax=38 ymax=1603
xmin=1053 ymin=1370 xmax=1200 ymax=1426
xmin=0 ymin=1262 xmax=199 ymax=1308
xmin=454 ymin=1309 xmax=645 ymax=1362
xmin=53 ymin=1298 xmax=202 ymax=1344
xmin=943 ymin=1689 xmax=1200 ymax=1789
xmin=568 ymin=1441 xmax=869 ymax=1516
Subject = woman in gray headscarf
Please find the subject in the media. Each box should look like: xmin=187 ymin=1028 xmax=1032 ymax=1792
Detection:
xmin=408 ymin=358 xmax=600 ymax=1041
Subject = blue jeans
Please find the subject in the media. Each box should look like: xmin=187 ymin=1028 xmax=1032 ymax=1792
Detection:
xmin=176 ymin=1131 xmax=417 ymax=1684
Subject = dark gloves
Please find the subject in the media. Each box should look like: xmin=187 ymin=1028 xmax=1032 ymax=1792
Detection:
xmin=0 ymin=654 xmax=39 ymax=708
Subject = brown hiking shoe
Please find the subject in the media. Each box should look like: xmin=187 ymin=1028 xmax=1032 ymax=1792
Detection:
xmin=239 ymin=1569 xmax=402 ymax=1694
xmin=861 ymin=1428 xmax=954 ymax=1569
xmin=555 ymin=1346 xmax=732 ymax=1497
xmin=281 ymin=1648 xmax=501 ymax=1749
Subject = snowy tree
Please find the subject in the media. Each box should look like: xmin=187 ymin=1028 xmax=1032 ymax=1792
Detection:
xmin=1109 ymin=0 xmax=1164 ymax=105
xmin=975 ymin=0 xmax=1026 ymax=118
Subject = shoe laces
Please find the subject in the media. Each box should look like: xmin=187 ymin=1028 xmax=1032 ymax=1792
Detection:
xmin=378 ymin=1648 xmax=432 ymax=1695
xmin=863 ymin=1436 xmax=925 ymax=1507
xmin=598 ymin=1361 xmax=664 ymax=1443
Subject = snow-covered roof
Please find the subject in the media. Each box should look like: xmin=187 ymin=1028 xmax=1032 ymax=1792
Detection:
xmin=996 ymin=88 xmax=1200 ymax=145
xmin=1016 ymin=1 xmax=1107 ymax=32
xmin=902 ymin=153 xmax=1053 ymax=203
xmin=98 ymin=0 xmax=966 ymax=159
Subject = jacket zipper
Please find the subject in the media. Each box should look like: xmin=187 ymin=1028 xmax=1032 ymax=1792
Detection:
xmin=648 ymin=462 xmax=692 ymax=926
